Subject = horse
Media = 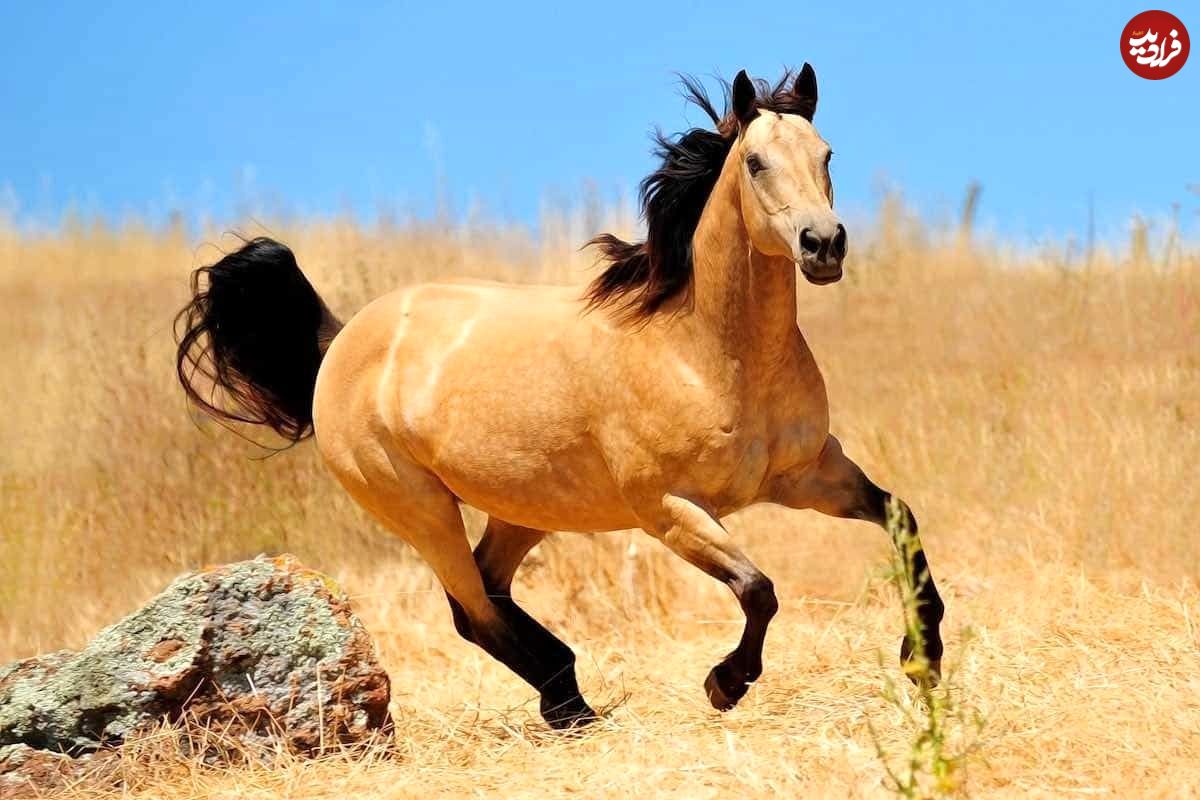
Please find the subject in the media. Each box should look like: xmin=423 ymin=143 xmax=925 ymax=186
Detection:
xmin=175 ymin=65 xmax=945 ymax=729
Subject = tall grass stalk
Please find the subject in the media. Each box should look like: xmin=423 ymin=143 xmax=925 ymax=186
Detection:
xmin=871 ymin=497 xmax=983 ymax=799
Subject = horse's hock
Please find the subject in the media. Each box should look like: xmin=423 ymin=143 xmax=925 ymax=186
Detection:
xmin=0 ymin=555 xmax=391 ymax=793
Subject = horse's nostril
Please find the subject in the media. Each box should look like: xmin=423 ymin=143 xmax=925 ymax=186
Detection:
xmin=831 ymin=224 xmax=847 ymax=259
xmin=799 ymin=229 xmax=822 ymax=255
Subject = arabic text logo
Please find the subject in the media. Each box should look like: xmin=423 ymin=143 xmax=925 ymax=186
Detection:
xmin=1122 ymin=10 xmax=1189 ymax=79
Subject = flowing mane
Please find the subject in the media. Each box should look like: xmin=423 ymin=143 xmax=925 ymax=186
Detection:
xmin=585 ymin=70 xmax=818 ymax=320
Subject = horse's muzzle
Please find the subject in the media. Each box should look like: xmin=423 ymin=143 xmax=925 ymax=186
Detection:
xmin=797 ymin=223 xmax=846 ymax=284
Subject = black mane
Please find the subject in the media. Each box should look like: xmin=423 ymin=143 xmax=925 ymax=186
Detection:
xmin=586 ymin=70 xmax=816 ymax=320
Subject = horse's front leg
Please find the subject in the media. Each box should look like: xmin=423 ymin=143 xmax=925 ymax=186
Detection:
xmin=643 ymin=496 xmax=778 ymax=710
xmin=770 ymin=436 xmax=945 ymax=682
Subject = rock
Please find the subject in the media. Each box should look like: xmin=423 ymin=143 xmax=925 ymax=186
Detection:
xmin=0 ymin=744 xmax=118 ymax=798
xmin=0 ymin=555 xmax=390 ymax=768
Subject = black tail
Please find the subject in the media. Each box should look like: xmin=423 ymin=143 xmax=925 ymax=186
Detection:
xmin=174 ymin=237 xmax=342 ymax=443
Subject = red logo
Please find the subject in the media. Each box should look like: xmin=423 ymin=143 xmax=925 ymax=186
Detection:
xmin=1122 ymin=10 xmax=1189 ymax=79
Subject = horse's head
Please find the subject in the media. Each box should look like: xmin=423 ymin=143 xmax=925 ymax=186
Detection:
xmin=730 ymin=66 xmax=845 ymax=285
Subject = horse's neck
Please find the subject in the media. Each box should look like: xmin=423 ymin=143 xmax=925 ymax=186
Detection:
xmin=689 ymin=165 xmax=799 ymax=369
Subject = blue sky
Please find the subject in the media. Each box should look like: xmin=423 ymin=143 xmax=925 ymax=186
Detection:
xmin=1 ymin=1 xmax=1197 ymax=242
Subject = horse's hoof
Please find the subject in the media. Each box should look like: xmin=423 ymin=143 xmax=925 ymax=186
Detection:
xmin=541 ymin=695 xmax=599 ymax=730
xmin=704 ymin=664 xmax=748 ymax=711
xmin=899 ymin=636 xmax=941 ymax=687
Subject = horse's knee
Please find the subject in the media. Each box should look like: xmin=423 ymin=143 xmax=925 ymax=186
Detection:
xmin=883 ymin=492 xmax=919 ymax=534
xmin=736 ymin=574 xmax=778 ymax=620
xmin=853 ymin=481 xmax=920 ymax=533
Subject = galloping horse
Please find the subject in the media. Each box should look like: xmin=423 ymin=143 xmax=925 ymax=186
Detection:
xmin=176 ymin=66 xmax=945 ymax=729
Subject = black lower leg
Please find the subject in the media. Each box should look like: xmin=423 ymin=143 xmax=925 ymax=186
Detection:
xmin=447 ymin=593 xmax=594 ymax=729
xmin=491 ymin=597 xmax=594 ymax=728
xmin=705 ymin=573 xmax=778 ymax=711
xmin=860 ymin=482 xmax=945 ymax=678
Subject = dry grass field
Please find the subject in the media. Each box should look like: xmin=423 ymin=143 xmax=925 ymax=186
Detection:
xmin=1 ymin=205 xmax=1198 ymax=798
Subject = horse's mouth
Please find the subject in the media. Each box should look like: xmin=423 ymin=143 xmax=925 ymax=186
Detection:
xmin=800 ymin=266 xmax=843 ymax=285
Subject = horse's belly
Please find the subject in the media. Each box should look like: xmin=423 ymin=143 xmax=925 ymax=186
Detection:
xmin=429 ymin=442 xmax=639 ymax=532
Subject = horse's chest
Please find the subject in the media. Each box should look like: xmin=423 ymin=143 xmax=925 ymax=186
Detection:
xmin=654 ymin=420 xmax=769 ymax=513
xmin=694 ymin=426 xmax=769 ymax=478
xmin=710 ymin=433 xmax=773 ymax=511
xmin=696 ymin=406 xmax=830 ymax=511
xmin=613 ymin=345 xmax=829 ymax=511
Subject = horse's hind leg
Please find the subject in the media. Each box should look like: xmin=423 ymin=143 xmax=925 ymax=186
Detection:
xmin=474 ymin=519 xmax=546 ymax=597
xmin=447 ymin=519 xmax=545 ymax=638
xmin=445 ymin=518 xmax=594 ymax=727
xmin=328 ymin=451 xmax=593 ymax=729
xmin=415 ymin=518 xmax=595 ymax=729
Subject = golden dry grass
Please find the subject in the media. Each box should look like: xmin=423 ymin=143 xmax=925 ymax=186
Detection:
xmin=1 ymin=208 xmax=1198 ymax=798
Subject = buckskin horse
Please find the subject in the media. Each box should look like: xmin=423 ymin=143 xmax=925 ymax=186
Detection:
xmin=176 ymin=66 xmax=945 ymax=729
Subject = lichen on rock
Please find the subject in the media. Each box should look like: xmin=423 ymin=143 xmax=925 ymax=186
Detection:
xmin=0 ymin=554 xmax=391 ymax=788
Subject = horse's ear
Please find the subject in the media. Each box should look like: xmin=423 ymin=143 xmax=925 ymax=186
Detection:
xmin=793 ymin=62 xmax=818 ymax=120
xmin=732 ymin=69 xmax=758 ymax=128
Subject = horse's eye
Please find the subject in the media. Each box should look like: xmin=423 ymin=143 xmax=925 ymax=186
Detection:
xmin=746 ymin=154 xmax=766 ymax=176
